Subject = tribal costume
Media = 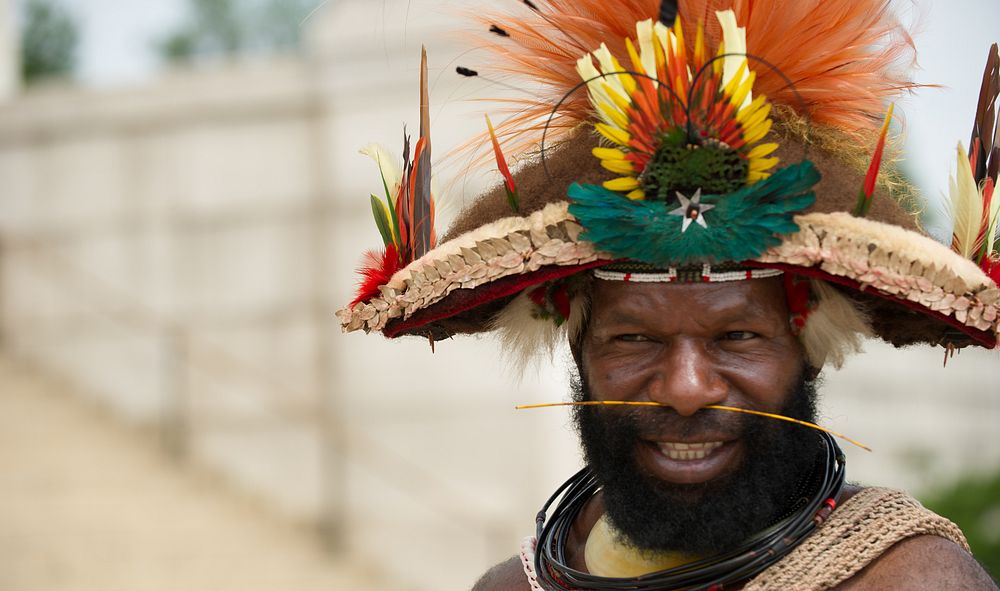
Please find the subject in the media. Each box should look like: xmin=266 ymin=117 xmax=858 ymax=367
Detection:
xmin=338 ymin=0 xmax=998 ymax=588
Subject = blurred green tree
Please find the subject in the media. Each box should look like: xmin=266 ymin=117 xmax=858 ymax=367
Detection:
xmin=921 ymin=467 xmax=1000 ymax=580
xmin=19 ymin=0 xmax=79 ymax=84
xmin=159 ymin=0 xmax=320 ymax=64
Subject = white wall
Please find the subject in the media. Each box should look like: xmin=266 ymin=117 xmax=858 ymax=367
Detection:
xmin=0 ymin=3 xmax=580 ymax=588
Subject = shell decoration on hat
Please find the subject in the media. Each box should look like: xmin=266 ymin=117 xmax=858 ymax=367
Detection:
xmin=337 ymin=0 xmax=1000 ymax=356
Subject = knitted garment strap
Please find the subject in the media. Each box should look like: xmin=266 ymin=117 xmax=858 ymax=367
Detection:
xmin=520 ymin=488 xmax=968 ymax=591
xmin=743 ymin=487 xmax=969 ymax=590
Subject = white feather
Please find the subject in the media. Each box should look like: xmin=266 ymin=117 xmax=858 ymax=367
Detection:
xmin=491 ymin=288 xmax=589 ymax=373
xmin=653 ymin=21 xmax=673 ymax=65
xmin=593 ymin=43 xmax=629 ymax=101
xmin=359 ymin=143 xmax=402 ymax=201
xmin=800 ymin=280 xmax=872 ymax=369
xmin=716 ymin=10 xmax=752 ymax=109
xmin=636 ymin=19 xmax=657 ymax=83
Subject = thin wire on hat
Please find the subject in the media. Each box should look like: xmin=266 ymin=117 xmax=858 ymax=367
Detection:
xmin=538 ymin=69 xmax=686 ymax=185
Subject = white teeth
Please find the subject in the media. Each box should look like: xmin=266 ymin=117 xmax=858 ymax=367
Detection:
xmin=656 ymin=441 xmax=723 ymax=461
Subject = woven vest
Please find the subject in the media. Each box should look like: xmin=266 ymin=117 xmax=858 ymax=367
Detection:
xmin=743 ymin=487 xmax=969 ymax=590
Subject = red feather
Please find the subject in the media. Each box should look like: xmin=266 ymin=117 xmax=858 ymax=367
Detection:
xmin=351 ymin=244 xmax=401 ymax=307
xmin=486 ymin=113 xmax=520 ymax=211
xmin=854 ymin=104 xmax=894 ymax=217
xmin=975 ymin=176 xmax=995 ymax=259
xmin=984 ymin=253 xmax=1000 ymax=286
xmin=551 ymin=284 xmax=572 ymax=321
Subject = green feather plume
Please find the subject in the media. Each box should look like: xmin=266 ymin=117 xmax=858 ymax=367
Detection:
xmin=567 ymin=162 xmax=820 ymax=266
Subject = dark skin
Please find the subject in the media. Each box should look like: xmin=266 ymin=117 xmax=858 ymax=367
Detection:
xmin=472 ymin=279 xmax=997 ymax=590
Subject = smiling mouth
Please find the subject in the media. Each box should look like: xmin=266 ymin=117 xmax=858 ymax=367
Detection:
xmin=655 ymin=441 xmax=725 ymax=461
xmin=637 ymin=438 xmax=740 ymax=484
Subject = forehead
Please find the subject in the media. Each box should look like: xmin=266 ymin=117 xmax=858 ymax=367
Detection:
xmin=589 ymin=277 xmax=790 ymax=324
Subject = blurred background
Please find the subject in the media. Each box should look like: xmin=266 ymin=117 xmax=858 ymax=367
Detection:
xmin=0 ymin=0 xmax=997 ymax=589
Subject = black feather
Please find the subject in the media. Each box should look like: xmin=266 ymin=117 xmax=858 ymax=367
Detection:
xmin=659 ymin=0 xmax=678 ymax=25
xmin=489 ymin=24 xmax=510 ymax=37
xmin=456 ymin=66 xmax=479 ymax=77
xmin=523 ymin=0 xmax=538 ymax=11
xmin=970 ymin=43 xmax=999 ymax=182
xmin=401 ymin=126 xmax=410 ymax=166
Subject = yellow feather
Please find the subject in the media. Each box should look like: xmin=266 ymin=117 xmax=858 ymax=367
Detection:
xmin=625 ymin=37 xmax=644 ymax=73
xmin=596 ymin=123 xmax=631 ymax=146
xmin=747 ymin=142 xmax=779 ymax=160
xmin=593 ymin=147 xmax=628 ymax=160
xmin=604 ymin=177 xmax=641 ymax=192
xmin=598 ymin=100 xmax=630 ymax=129
xmin=722 ymin=61 xmax=747 ymax=98
xmin=736 ymin=94 xmax=765 ymax=121
xmin=739 ymin=101 xmax=771 ymax=133
xmin=730 ymin=72 xmax=756 ymax=110
xmin=749 ymin=156 xmax=780 ymax=172
xmin=743 ymin=118 xmax=773 ymax=145
xmin=949 ymin=143 xmax=983 ymax=258
xmin=655 ymin=21 xmax=675 ymax=69
xmin=608 ymin=87 xmax=633 ymax=114
xmin=609 ymin=53 xmax=636 ymax=95
xmin=672 ymin=17 xmax=684 ymax=53
xmin=693 ymin=22 xmax=706 ymax=66
xmin=601 ymin=159 xmax=637 ymax=174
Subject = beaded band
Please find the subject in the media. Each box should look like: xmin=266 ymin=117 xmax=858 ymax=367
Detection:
xmin=594 ymin=265 xmax=784 ymax=284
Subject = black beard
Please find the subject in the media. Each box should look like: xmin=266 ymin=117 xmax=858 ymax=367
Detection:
xmin=571 ymin=369 xmax=822 ymax=556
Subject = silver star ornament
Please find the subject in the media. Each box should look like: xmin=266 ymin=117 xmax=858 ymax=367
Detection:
xmin=668 ymin=189 xmax=716 ymax=232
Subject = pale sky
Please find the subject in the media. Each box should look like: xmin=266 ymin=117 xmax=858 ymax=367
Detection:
xmin=894 ymin=0 xmax=1000 ymax=237
xmin=57 ymin=0 xmax=186 ymax=85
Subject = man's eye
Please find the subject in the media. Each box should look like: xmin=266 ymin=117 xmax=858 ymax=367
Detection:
xmin=723 ymin=331 xmax=757 ymax=341
xmin=617 ymin=334 xmax=650 ymax=342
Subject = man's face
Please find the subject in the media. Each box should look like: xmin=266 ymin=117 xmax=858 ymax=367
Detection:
xmin=574 ymin=277 xmax=821 ymax=554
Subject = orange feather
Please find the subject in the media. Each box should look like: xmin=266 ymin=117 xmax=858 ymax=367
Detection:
xmin=459 ymin=0 xmax=916 ymax=163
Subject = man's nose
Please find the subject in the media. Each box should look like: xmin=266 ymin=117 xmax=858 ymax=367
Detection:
xmin=647 ymin=339 xmax=727 ymax=416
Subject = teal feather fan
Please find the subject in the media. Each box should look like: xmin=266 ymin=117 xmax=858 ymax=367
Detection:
xmin=567 ymin=161 xmax=820 ymax=267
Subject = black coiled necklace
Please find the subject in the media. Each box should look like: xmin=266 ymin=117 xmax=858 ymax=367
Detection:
xmin=533 ymin=432 xmax=845 ymax=590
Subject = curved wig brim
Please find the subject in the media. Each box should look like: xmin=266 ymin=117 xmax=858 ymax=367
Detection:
xmin=337 ymin=203 xmax=999 ymax=349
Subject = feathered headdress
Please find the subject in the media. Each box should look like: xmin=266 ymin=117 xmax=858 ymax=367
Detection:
xmin=338 ymin=0 xmax=999 ymax=363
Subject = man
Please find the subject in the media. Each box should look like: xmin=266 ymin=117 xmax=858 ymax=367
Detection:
xmin=470 ymin=277 xmax=997 ymax=589
xmin=337 ymin=0 xmax=1000 ymax=588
